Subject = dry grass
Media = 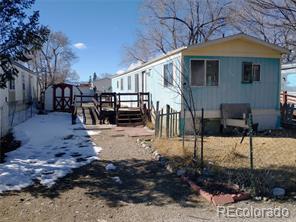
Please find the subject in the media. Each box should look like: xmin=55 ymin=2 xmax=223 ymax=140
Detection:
xmin=153 ymin=133 xmax=296 ymax=193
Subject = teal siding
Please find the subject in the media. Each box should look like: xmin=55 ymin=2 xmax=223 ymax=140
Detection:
xmin=183 ymin=56 xmax=281 ymax=111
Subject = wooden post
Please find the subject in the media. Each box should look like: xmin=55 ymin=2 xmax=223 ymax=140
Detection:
xmin=148 ymin=93 xmax=150 ymax=110
xmin=166 ymin=105 xmax=170 ymax=138
xmin=200 ymin=108 xmax=204 ymax=171
xmin=283 ymin=91 xmax=288 ymax=104
xmin=155 ymin=111 xmax=159 ymax=137
xmin=182 ymin=108 xmax=186 ymax=149
xmin=170 ymin=108 xmax=173 ymax=137
xmin=155 ymin=101 xmax=160 ymax=136
xmin=160 ymin=109 xmax=163 ymax=138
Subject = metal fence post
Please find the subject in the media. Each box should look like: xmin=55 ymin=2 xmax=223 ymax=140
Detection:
xmin=200 ymin=108 xmax=204 ymax=171
xmin=248 ymin=113 xmax=254 ymax=171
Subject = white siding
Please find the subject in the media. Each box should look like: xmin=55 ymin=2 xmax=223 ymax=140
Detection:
xmin=0 ymin=64 xmax=38 ymax=138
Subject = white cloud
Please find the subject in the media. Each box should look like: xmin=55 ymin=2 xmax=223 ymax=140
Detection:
xmin=116 ymin=70 xmax=125 ymax=75
xmin=73 ymin=42 xmax=87 ymax=49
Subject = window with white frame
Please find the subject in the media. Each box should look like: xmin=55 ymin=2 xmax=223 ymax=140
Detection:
xmin=117 ymin=80 xmax=119 ymax=89
xmin=120 ymin=78 xmax=124 ymax=90
xmin=191 ymin=60 xmax=219 ymax=86
xmin=128 ymin=76 xmax=131 ymax=90
xmin=242 ymin=62 xmax=261 ymax=83
xmin=163 ymin=62 xmax=173 ymax=87
xmin=135 ymin=73 xmax=139 ymax=92
xmin=9 ymin=79 xmax=15 ymax=90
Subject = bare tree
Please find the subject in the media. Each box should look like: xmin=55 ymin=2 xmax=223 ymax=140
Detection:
xmin=230 ymin=0 xmax=296 ymax=62
xmin=28 ymin=31 xmax=78 ymax=94
xmin=122 ymin=0 xmax=232 ymax=65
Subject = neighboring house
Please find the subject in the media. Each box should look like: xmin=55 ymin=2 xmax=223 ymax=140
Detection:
xmin=112 ymin=33 xmax=288 ymax=132
xmin=78 ymin=82 xmax=94 ymax=96
xmin=0 ymin=62 xmax=38 ymax=138
xmin=93 ymin=77 xmax=112 ymax=93
xmin=281 ymin=63 xmax=296 ymax=94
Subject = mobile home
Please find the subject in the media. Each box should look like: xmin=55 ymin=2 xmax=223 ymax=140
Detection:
xmin=0 ymin=62 xmax=39 ymax=137
xmin=112 ymin=34 xmax=288 ymax=132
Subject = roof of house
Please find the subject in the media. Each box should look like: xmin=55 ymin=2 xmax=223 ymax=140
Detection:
xmin=12 ymin=61 xmax=35 ymax=75
xmin=282 ymin=63 xmax=296 ymax=70
xmin=113 ymin=33 xmax=289 ymax=78
xmin=94 ymin=77 xmax=111 ymax=82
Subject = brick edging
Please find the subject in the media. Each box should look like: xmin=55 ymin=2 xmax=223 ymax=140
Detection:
xmin=136 ymin=138 xmax=250 ymax=206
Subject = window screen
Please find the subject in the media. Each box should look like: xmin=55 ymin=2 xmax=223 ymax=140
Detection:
xmin=253 ymin=64 xmax=260 ymax=81
xmin=206 ymin=60 xmax=219 ymax=86
xmin=120 ymin=78 xmax=123 ymax=90
xmin=164 ymin=63 xmax=173 ymax=87
xmin=9 ymin=79 xmax=15 ymax=90
xmin=135 ymin=74 xmax=139 ymax=92
xmin=242 ymin=62 xmax=253 ymax=83
xmin=128 ymin=76 xmax=131 ymax=90
xmin=191 ymin=60 xmax=205 ymax=86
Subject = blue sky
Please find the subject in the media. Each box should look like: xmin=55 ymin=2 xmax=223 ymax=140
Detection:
xmin=33 ymin=0 xmax=142 ymax=81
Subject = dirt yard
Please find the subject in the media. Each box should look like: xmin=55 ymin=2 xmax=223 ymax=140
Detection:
xmin=0 ymin=126 xmax=296 ymax=222
xmin=153 ymin=129 xmax=296 ymax=194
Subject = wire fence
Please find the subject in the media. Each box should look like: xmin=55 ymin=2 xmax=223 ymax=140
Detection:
xmin=153 ymin=106 xmax=296 ymax=196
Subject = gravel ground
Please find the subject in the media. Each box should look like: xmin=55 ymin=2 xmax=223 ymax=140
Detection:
xmin=0 ymin=127 xmax=295 ymax=222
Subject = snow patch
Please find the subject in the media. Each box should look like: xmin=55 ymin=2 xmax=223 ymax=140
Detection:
xmin=112 ymin=176 xmax=122 ymax=184
xmin=105 ymin=163 xmax=117 ymax=171
xmin=0 ymin=112 xmax=102 ymax=193
xmin=87 ymin=130 xmax=101 ymax=136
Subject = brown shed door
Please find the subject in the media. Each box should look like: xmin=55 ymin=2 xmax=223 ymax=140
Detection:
xmin=53 ymin=84 xmax=73 ymax=112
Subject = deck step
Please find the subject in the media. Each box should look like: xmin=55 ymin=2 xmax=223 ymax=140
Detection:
xmin=117 ymin=109 xmax=144 ymax=126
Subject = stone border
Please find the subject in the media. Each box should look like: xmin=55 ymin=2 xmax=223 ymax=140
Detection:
xmin=136 ymin=138 xmax=250 ymax=206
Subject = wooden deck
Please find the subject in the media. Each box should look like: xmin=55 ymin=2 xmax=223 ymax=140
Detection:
xmin=72 ymin=92 xmax=150 ymax=126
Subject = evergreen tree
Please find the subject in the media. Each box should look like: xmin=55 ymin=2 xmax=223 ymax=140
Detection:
xmin=0 ymin=0 xmax=49 ymax=88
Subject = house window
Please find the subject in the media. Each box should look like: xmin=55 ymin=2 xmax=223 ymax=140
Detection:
xmin=135 ymin=74 xmax=139 ymax=92
xmin=117 ymin=80 xmax=119 ymax=89
xmin=242 ymin=62 xmax=261 ymax=83
xmin=253 ymin=64 xmax=261 ymax=81
xmin=191 ymin=60 xmax=219 ymax=86
xmin=164 ymin=62 xmax=173 ymax=87
xmin=128 ymin=76 xmax=131 ymax=90
xmin=120 ymin=78 xmax=124 ymax=90
xmin=9 ymin=79 xmax=15 ymax=90
xmin=22 ymin=75 xmax=25 ymax=90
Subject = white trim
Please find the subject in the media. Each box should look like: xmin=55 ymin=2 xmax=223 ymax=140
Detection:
xmin=189 ymin=58 xmax=220 ymax=87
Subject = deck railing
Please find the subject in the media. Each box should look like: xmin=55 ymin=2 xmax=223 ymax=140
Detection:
xmin=117 ymin=92 xmax=150 ymax=110
xmin=280 ymin=91 xmax=296 ymax=105
xmin=73 ymin=94 xmax=96 ymax=106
